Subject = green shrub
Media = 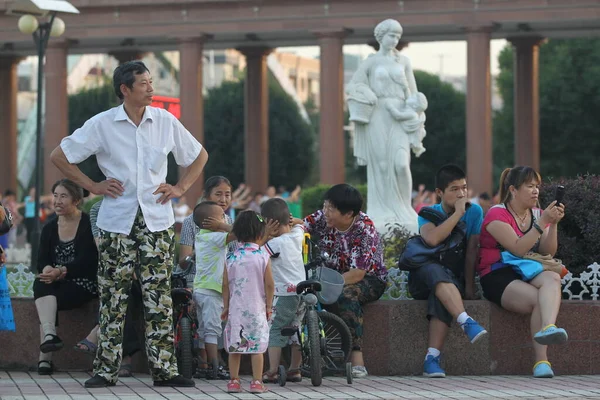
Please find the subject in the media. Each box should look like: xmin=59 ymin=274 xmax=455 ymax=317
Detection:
xmin=380 ymin=223 xmax=414 ymax=300
xmin=300 ymin=184 xmax=367 ymax=217
xmin=539 ymin=174 xmax=600 ymax=276
xmin=380 ymin=223 xmax=413 ymax=271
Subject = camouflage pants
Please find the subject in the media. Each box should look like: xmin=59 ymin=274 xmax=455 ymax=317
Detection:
xmin=326 ymin=275 xmax=386 ymax=351
xmin=93 ymin=210 xmax=178 ymax=382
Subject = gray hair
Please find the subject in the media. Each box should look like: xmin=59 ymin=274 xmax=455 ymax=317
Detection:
xmin=374 ymin=19 xmax=403 ymax=43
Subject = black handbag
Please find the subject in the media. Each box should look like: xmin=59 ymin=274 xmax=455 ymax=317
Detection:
xmin=397 ymin=207 xmax=467 ymax=272
xmin=0 ymin=205 xmax=12 ymax=236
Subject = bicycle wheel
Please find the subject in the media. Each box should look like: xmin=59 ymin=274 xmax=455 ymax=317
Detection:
xmin=306 ymin=309 xmax=322 ymax=386
xmin=346 ymin=362 xmax=353 ymax=384
xmin=177 ymin=316 xmax=194 ymax=379
xmin=318 ymin=311 xmax=352 ymax=373
xmin=277 ymin=364 xmax=287 ymax=387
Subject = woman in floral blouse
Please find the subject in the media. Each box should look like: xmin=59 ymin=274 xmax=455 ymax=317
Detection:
xmin=301 ymin=184 xmax=387 ymax=379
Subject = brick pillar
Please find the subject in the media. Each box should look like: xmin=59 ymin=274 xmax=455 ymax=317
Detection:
xmin=239 ymin=47 xmax=272 ymax=192
xmin=510 ymin=36 xmax=544 ymax=171
xmin=316 ymin=30 xmax=346 ymax=184
xmin=466 ymin=26 xmax=493 ymax=195
xmin=44 ymin=41 xmax=69 ymax=193
xmin=179 ymin=37 xmax=205 ymax=206
xmin=0 ymin=57 xmax=20 ymax=193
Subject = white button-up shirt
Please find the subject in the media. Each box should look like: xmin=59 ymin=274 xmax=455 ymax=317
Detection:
xmin=61 ymin=105 xmax=203 ymax=235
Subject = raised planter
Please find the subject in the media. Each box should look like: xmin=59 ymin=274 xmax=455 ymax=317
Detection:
xmin=363 ymin=300 xmax=600 ymax=376
xmin=2 ymin=298 xmax=598 ymax=376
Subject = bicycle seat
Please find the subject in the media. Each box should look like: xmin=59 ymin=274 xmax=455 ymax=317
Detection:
xmin=280 ymin=326 xmax=297 ymax=337
xmin=171 ymin=287 xmax=192 ymax=303
xmin=296 ymin=279 xmax=321 ymax=294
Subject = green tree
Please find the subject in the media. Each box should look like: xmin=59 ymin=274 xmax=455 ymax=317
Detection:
xmin=203 ymin=78 xmax=315 ymax=189
xmin=493 ymin=38 xmax=600 ymax=180
xmin=68 ymin=82 xmax=119 ymax=183
xmin=408 ymin=70 xmax=467 ymax=189
xmin=304 ymin=70 xmax=466 ymax=189
xmin=492 ymin=45 xmax=515 ymax=182
xmin=303 ymin=98 xmax=365 ymax=186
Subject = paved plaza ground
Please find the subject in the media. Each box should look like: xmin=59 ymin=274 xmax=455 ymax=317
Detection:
xmin=1 ymin=371 xmax=600 ymax=399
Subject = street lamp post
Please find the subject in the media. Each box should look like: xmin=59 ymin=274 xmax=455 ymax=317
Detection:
xmin=7 ymin=0 xmax=79 ymax=268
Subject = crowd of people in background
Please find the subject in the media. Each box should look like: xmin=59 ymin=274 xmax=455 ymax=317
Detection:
xmin=0 ymin=182 xmax=303 ymax=253
xmin=412 ymin=183 xmax=494 ymax=216
xmin=0 ymin=179 xmax=506 ymax=258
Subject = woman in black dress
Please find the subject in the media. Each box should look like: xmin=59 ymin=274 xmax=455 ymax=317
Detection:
xmin=34 ymin=179 xmax=98 ymax=375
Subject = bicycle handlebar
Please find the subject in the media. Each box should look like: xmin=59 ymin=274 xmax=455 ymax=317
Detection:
xmin=173 ymin=255 xmax=195 ymax=278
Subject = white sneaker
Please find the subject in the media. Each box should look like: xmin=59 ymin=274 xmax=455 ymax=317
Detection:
xmin=352 ymin=365 xmax=368 ymax=378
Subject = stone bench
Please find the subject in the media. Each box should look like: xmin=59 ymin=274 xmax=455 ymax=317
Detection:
xmin=362 ymin=300 xmax=600 ymax=376
xmin=0 ymin=298 xmax=149 ymax=373
xmin=1 ymin=299 xmax=598 ymax=376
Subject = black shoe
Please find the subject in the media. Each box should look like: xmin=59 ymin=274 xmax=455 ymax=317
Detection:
xmin=154 ymin=375 xmax=195 ymax=387
xmin=40 ymin=334 xmax=63 ymax=353
xmin=84 ymin=374 xmax=116 ymax=388
xmin=206 ymin=365 xmax=230 ymax=380
xmin=193 ymin=368 xmax=208 ymax=379
xmin=37 ymin=361 xmax=53 ymax=375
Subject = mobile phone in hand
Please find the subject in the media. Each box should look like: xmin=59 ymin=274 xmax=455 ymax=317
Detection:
xmin=555 ymin=185 xmax=565 ymax=206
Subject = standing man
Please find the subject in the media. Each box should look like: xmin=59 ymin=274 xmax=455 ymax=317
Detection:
xmin=51 ymin=61 xmax=208 ymax=388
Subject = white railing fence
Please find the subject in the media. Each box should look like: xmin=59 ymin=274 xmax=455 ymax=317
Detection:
xmin=4 ymin=247 xmax=600 ymax=301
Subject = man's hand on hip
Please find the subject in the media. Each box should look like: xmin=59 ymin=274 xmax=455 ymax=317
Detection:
xmin=92 ymin=179 xmax=124 ymax=198
xmin=154 ymin=184 xmax=184 ymax=205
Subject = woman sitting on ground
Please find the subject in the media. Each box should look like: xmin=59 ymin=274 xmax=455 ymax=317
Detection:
xmin=478 ymin=166 xmax=567 ymax=378
xmin=34 ymin=179 xmax=98 ymax=375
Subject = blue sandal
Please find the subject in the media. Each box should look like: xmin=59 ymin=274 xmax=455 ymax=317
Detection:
xmin=533 ymin=361 xmax=554 ymax=378
xmin=73 ymin=338 xmax=97 ymax=356
xmin=534 ymin=324 xmax=568 ymax=345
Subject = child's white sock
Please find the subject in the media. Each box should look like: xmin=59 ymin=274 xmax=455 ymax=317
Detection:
xmin=457 ymin=312 xmax=470 ymax=325
xmin=425 ymin=347 xmax=441 ymax=360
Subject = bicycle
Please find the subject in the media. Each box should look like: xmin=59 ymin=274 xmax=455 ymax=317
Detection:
xmin=171 ymin=256 xmax=208 ymax=379
xmin=278 ymin=245 xmax=353 ymax=387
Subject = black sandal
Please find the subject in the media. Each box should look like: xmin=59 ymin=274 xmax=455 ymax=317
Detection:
xmin=40 ymin=334 xmax=64 ymax=353
xmin=38 ymin=360 xmax=54 ymax=375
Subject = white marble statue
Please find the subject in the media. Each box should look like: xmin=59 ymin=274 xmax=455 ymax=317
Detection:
xmin=346 ymin=19 xmax=428 ymax=234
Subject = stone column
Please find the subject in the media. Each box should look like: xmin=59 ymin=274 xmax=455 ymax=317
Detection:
xmin=509 ymin=36 xmax=544 ymax=171
xmin=179 ymin=37 xmax=205 ymax=206
xmin=44 ymin=41 xmax=69 ymax=193
xmin=317 ymin=30 xmax=346 ymax=184
xmin=109 ymin=50 xmax=147 ymax=65
xmin=239 ymin=47 xmax=272 ymax=192
xmin=466 ymin=26 xmax=493 ymax=195
xmin=0 ymin=57 xmax=20 ymax=193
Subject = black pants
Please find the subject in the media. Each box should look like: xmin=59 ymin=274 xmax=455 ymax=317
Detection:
xmin=408 ymin=263 xmax=464 ymax=327
xmin=34 ymin=279 xmax=96 ymax=326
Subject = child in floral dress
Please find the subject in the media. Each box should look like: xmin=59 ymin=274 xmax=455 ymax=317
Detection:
xmin=222 ymin=211 xmax=275 ymax=393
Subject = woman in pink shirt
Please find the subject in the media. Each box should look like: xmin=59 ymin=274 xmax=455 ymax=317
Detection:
xmin=477 ymin=166 xmax=566 ymax=378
